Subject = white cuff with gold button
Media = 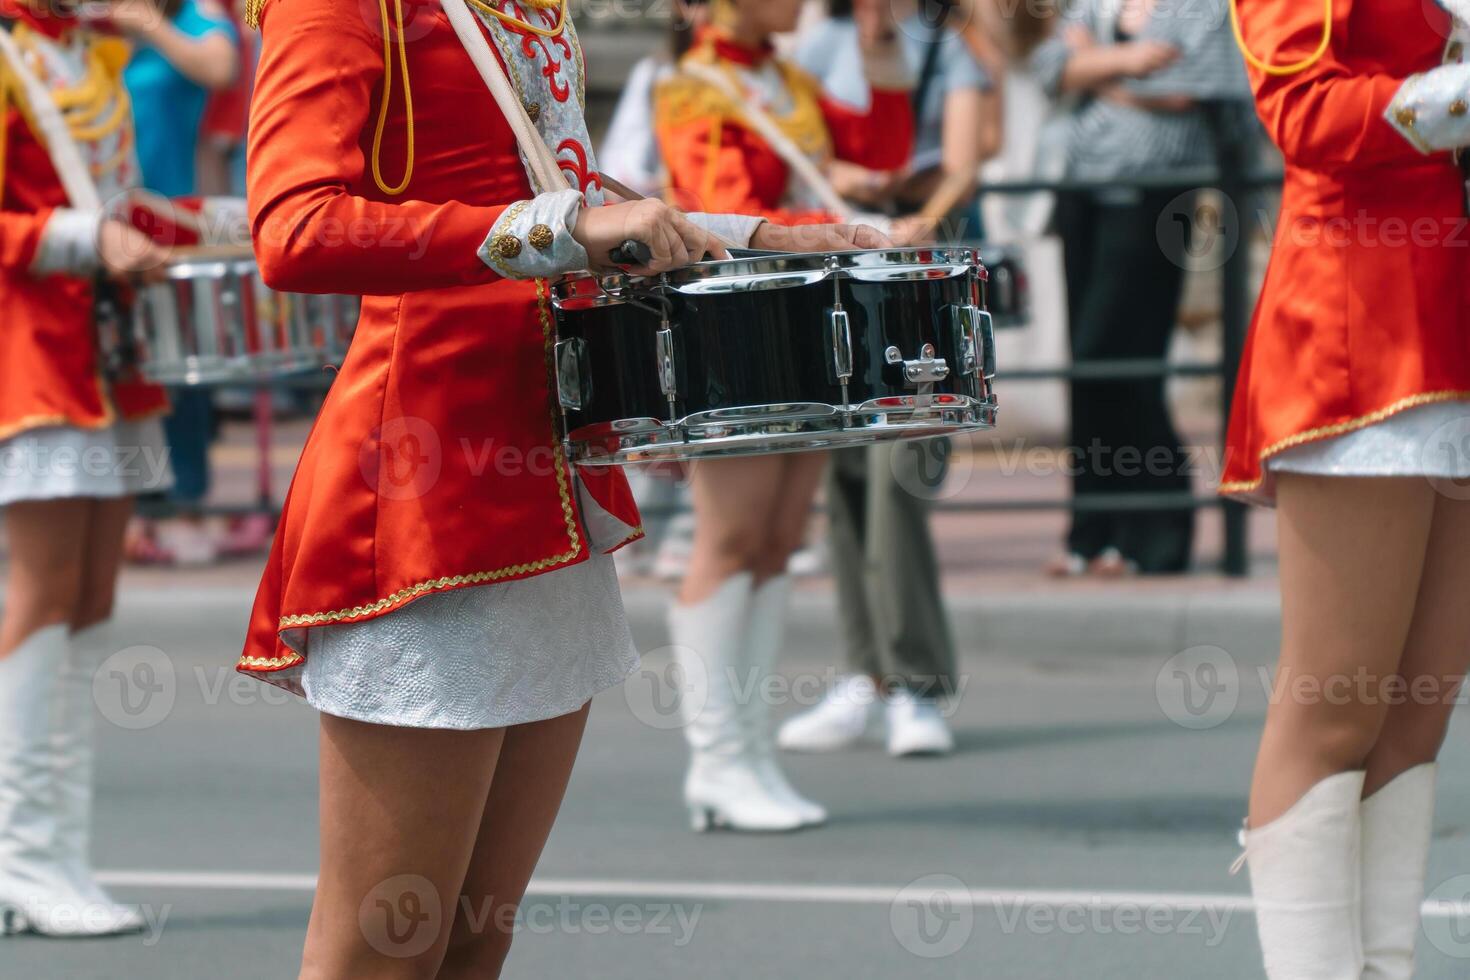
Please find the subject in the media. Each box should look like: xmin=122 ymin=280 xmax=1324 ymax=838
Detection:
xmin=479 ymin=188 xmax=590 ymax=279
xmin=32 ymin=207 xmax=104 ymax=276
xmin=1386 ymin=63 xmax=1470 ymax=153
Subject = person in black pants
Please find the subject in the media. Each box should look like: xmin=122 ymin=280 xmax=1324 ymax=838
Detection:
xmin=1054 ymin=187 xmax=1195 ymax=574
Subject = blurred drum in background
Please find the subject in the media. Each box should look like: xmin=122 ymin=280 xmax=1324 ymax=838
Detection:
xmin=109 ymin=249 xmax=358 ymax=385
xmin=553 ymin=247 xmax=999 ymax=465
xmin=973 ymin=243 xmax=1029 ymax=329
xmin=101 ymin=195 xmax=360 ymax=385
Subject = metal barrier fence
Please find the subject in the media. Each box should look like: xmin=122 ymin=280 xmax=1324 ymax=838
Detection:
xmin=965 ymin=162 xmax=1283 ymax=577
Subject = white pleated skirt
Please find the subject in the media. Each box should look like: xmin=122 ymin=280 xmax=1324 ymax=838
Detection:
xmin=1268 ymin=401 xmax=1470 ymax=482
xmin=0 ymin=419 xmax=173 ymax=507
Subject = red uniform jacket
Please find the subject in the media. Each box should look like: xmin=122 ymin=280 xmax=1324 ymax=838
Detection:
xmin=654 ymin=30 xmax=914 ymax=225
xmin=238 ymin=0 xmax=640 ymax=673
xmin=1221 ymin=0 xmax=1470 ymax=500
xmin=0 ymin=4 xmax=166 ymax=444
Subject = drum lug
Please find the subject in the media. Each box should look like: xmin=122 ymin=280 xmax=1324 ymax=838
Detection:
xmin=828 ymin=308 xmax=853 ymax=382
xmin=555 ymin=337 xmax=591 ymax=411
xmin=949 ymin=304 xmax=996 ymax=382
xmin=656 ymin=325 xmax=678 ymax=400
xmin=977 ymin=308 xmax=997 ymax=382
xmin=886 ymin=343 xmax=951 ymax=386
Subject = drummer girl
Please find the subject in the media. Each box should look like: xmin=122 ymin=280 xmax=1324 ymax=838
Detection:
xmin=1226 ymin=0 xmax=1470 ymax=975
xmin=0 ymin=0 xmax=170 ymax=935
xmin=238 ymin=0 xmax=880 ymax=971
xmin=651 ymin=0 xmax=912 ymax=832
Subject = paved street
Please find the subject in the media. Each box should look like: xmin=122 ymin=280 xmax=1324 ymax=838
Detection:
xmin=4 ymin=582 xmax=1470 ymax=979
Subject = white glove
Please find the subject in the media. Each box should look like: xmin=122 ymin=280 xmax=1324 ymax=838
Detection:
xmin=1385 ymin=62 xmax=1470 ymax=153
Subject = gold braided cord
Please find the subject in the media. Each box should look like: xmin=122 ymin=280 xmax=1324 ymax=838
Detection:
xmin=1229 ymin=0 xmax=1331 ymax=77
xmin=10 ymin=23 xmax=132 ymax=174
xmin=66 ymin=83 xmax=129 ymax=141
xmin=370 ymin=0 xmax=414 ymax=195
xmin=464 ymin=0 xmax=568 ymax=38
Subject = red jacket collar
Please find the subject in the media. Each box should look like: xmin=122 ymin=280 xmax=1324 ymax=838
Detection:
xmin=0 ymin=0 xmax=76 ymax=39
xmin=699 ymin=27 xmax=774 ymax=67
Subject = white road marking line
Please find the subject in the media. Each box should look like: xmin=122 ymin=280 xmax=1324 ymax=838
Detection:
xmin=95 ymin=872 xmax=1470 ymax=918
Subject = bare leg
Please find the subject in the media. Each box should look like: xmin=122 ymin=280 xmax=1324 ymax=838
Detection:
xmin=1 ymin=500 xmax=90 ymax=656
xmin=299 ymin=715 xmax=504 ymax=980
xmin=73 ymin=497 xmax=135 ymax=631
xmin=753 ymin=452 xmax=828 ymax=583
xmin=438 ymin=704 xmax=591 ymax=978
xmin=1249 ymin=475 xmax=1435 ymax=827
xmin=1364 ymin=491 xmax=1470 ymax=795
xmin=679 ymin=456 xmax=787 ymax=605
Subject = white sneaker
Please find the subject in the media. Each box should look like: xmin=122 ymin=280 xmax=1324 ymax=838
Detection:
xmin=777 ymin=675 xmax=879 ymax=753
xmin=885 ymin=693 xmax=955 ymax=757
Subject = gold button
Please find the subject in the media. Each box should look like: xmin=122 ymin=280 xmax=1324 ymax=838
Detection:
xmin=1452 ymin=99 xmax=1469 ymax=117
xmin=492 ymin=234 xmax=522 ymax=259
xmin=1395 ymin=106 xmax=1417 ymax=127
xmin=524 ymin=101 xmax=541 ymax=124
xmin=528 ymin=224 xmax=555 ymax=251
xmin=1450 ymin=42 xmax=1464 ymax=61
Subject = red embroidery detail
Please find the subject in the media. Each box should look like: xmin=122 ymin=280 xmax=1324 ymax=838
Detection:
xmin=493 ymin=1 xmax=574 ymax=103
xmin=557 ymin=138 xmax=601 ymax=196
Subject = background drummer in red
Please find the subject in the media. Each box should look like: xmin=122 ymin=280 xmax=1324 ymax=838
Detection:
xmin=1223 ymin=0 xmax=1470 ymax=976
xmin=0 ymin=0 xmax=170 ymax=937
xmin=650 ymin=0 xmax=913 ymax=833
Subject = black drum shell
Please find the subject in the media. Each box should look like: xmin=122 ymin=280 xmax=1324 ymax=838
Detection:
xmin=554 ymin=266 xmax=987 ymax=434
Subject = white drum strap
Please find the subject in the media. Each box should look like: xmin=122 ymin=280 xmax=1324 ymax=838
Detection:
xmin=0 ymin=24 xmax=102 ymax=211
xmin=680 ymin=61 xmax=856 ymax=223
xmin=437 ymin=0 xmax=571 ymax=196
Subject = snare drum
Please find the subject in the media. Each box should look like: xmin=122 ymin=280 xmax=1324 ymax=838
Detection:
xmin=552 ymin=248 xmax=998 ymax=465
xmin=124 ymin=249 xmax=359 ymax=385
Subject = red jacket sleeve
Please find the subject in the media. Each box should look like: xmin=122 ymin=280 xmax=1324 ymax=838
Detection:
xmin=820 ymin=88 xmax=914 ymax=172
xmin=247 ymin=0 xmax=508 ymax=295
xmin=1237 ymin=0 xmax=1429 ymax=170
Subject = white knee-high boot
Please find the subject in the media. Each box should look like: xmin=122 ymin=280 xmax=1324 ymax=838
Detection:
xmin=744 ymin=575 xmax=826 ymax=827
xmin=54 ymin=621 xmax=143 ymax=934
xmin=1236 ymin=770 xmax=1366 ymax=979
xmin=1361 ymin=763 xmax=1437 ymax=980
xmin=668 ymin=574 xmax=806 ymax=832
xmin=0 ymin=624 xmax=139 ymax=936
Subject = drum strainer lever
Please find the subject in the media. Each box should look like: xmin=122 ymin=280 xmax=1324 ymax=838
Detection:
xmin=885 ymin=343 xmax=951 ymax=386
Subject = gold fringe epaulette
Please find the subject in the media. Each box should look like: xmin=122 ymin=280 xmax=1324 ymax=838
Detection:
xmin=653 ymin=70 xmax=743 ymax=132
xmin=655 ymin=53 xmax=832 ymax=161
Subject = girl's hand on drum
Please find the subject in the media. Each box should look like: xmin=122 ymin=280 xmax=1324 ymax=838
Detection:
xmin=750 ymin=222 xmax=894 ymax=254
xmin=574 ymin=200 xmax=729 ymax=275
xmin=97 ymin=219 xmax=168 ymax=282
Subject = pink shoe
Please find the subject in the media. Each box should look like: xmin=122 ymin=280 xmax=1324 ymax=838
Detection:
xmin=219 ymin=513 xmax=275 ymax=557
